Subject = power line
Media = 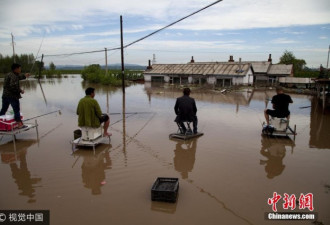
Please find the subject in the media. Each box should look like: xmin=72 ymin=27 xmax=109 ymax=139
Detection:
xmin=42 ymin=0 xmax=223 ymax=59
xmin=44 ymin=49 xmax=108 ymax=57
xmin=124 ymin=0 xmax=223 ymax=48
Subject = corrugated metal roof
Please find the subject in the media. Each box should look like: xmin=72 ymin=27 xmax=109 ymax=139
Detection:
xmin=189 ymin=61 xmax=270 ymax=73
xmin=268 ymin=64 xmax=293 ymax=75
xmin=144 ymin=63 xmax=252 ymax=76
xmin=248 ymin=61 xmax=271 ymax=73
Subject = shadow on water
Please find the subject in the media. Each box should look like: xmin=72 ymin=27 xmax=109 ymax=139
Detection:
xmin=72 ymin=145 xmax=112 ymax=195
xmin=310 ymin=96 xmax=330 ymax=149
xmin=172 ymin=138 xmax=197 ymax=180
xmin=0 ymin=139 xmax=41 ymax=203
xmin=259 ymin=136 xmax=295 ymax=179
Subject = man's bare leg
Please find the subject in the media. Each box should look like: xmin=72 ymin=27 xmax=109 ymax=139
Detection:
xmin=103 ymin=119 xmax=112 ymax=136
xmin=264 ymin=109 xmax=270 ymax=125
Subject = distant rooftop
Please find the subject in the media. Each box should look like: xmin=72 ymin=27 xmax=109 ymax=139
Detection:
xmin=144 ymin=62 xmax=253 ymax=76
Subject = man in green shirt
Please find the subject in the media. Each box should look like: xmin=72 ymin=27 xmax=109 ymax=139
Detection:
xmin=77 ymin=87 xmax=111 ymax=137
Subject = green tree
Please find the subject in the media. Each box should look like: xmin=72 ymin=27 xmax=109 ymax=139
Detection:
xmin=279 ymin=50 xmax=306 ymax=73
xmin=279 ymin=50 xmax=295 ymax=64
xmin=49 ymin=62 xmax=56 ymax=71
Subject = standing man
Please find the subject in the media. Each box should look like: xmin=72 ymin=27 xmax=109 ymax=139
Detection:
xmin=264 ymin=86 xmax=293 ymax=125
xmin=174 ymin=88 xmax=198 ymax=134
xmin=77 ymin=87 xmax=111 ymax=137
xmin=0 ymin=63 xmax=30 ymax=128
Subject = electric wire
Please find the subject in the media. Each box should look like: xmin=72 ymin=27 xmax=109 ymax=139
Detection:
xmin=41 ymin=0 xmax=223 ymax=59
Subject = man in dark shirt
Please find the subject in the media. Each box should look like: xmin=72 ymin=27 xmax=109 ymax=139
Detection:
xmin=264 ymin=86 xmax=293 ymax=125
xmin=174 ymin=88 xmax=198 ymax=134
xmin=0 ymin=63 xmax=30 ymax=128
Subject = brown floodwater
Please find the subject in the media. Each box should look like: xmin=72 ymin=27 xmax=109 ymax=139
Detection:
xmin=0 ymin=76 xmax=329 ymax=225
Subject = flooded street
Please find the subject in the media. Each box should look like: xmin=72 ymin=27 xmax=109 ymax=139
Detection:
xmin=0 ymin=75 xmax=329 ymax=225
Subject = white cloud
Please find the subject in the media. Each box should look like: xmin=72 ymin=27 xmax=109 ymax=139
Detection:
xmin=270 ymin=38 xmax=297 ymax=44
xmin=0 ymin=0 xmax=329 ymax=67
xmin=319 ymin=36 xmax=328 ymax=39
xmin=1 ymin=0 xmax=329 ymax=35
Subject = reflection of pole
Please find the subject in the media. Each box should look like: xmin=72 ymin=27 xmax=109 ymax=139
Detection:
xmin=38 ymin=81 xmax=47 ymax=106
xmin=106 ymin=90 xmax=109 ymax=114
xmin=11 ymin=33 xmax=16 ymax=62
xmin=120 ymin=16 xmax=125 ymax=94
xmin=122 ymin=93 xmax=127 ymax=166
xmin=105 ymin=48 xmax=108 ymax=76
xmin=38 ymin=54 xmax=44 ymax=80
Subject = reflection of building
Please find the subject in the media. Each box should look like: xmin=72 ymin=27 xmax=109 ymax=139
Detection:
xmin=79 ymin=149 xmax=112 ymax=195
xmin=309 ymin=96 xmax=330 ymax=149
xmin=1 ymin=140 xmax=41 ymax=203
xmin=144 ymin=83 xmax=254 ymax=108
xmin=260 ymin=136 xmax=295 ymax=179
xmin=173 ymin=139 xmax=197 ymax=179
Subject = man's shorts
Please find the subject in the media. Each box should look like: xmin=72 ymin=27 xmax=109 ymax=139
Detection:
xmin=99 ymin=114 xmax=109 ymax=123
xmin=266 ymin=109 xmax=290 ymax=118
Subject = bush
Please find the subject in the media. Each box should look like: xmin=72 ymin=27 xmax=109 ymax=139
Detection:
xmin=81 ymin=64 xmax=123 ymax=86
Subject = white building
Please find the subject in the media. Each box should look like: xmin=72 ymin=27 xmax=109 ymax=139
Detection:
xmin=143 ymin=55 xmax=293 ymax=86
xmin=143 ymin=58 xmax=254 ymax=86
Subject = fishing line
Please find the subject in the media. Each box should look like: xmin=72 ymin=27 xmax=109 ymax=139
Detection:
xmin=126 ymin=112 xmax=156 ymax=144
xmin=109 ymin=112 xmax=138 ymax=126
xmin=110 ymin=121 xmax=254 ymax=225
xmin=109 ymin=112 xmax=154 ymax=115
xmin=23 ymin=110 xmax=61 ymax=122
xmin=30 ymin=32 xmax=46 ymax=74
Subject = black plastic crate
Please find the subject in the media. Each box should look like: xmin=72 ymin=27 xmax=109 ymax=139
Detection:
xmin=151 ymin=177 xmax=179 ymax=203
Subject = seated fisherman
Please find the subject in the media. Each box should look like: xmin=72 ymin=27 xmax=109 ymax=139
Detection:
xmin=264 ymin=86 xmax=293 ymax=125
xmin=77 ymin=87 xmax=111 ymax=137
xmin=174 ymin=88 xmax=198 ymax=134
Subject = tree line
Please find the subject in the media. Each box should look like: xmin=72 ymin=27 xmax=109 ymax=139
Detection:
xmin=279 ymin=50 xmax=328 ymax=78
xmin=0 ymin=53 xmax=44 ymax=75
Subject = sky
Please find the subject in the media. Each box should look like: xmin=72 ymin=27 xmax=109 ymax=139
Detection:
xmin=0 ymin=0 xmax=330 ymax=68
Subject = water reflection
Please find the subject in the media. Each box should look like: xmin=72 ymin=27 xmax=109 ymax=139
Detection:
xmin=259 ymin=136 xmax=295 ymax=179
xmin=81 ymin=81 xmax=121 ymax=95
xmin=20 ymin=79 xmax=37 ymax=91
xmin=173 ymin=139 xmax=198 ymax=179
xmin=73 ymin=147 xmax=112 ymax=195
xmin=144 ymin=83 xmax=254 ymax=107
xmin=151 ymin=201 xmax=177 ymax=214
xmin=310 ymin=96 xmax=330 ymax=149
xmin=0 ymin=140 xmax=41 ymax=203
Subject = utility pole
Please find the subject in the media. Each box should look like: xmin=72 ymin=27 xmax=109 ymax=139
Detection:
xmin=105 ymin=48 xmax=108 ymax=76
xmin=11 ymin=33 xmax=16 ymax=62
xmin=120 ymin=15 xmax=125 ymax=94
xmin=327 ymin=45 xmax=330 ymax=69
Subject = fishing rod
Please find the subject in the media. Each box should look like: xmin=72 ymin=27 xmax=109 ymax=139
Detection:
xmin=108 ymin=112 xmax=154 ymax=115
xmin=23 ymin=110 xmax=61 ymax=122
xmin=109 ymin=112 xmax=138 ymax=126
xmin=29 ymin=32 xmax=45 ymax=75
